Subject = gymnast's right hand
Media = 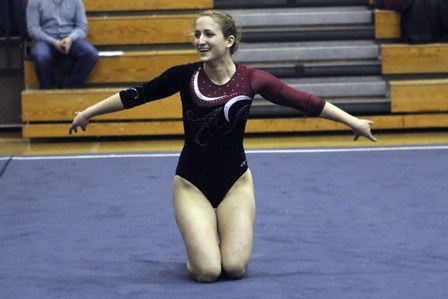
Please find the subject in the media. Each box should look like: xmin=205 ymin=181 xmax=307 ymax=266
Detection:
xmin=69 ymin=112 xmax=89 ymax=135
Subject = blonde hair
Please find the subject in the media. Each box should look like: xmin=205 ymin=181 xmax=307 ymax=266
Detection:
xmin=196 ymin=10 xmax=240 ymax=55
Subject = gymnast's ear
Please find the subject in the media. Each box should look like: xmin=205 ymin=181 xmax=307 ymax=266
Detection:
xmin=226 ymin=35 xmax=235 ymax=49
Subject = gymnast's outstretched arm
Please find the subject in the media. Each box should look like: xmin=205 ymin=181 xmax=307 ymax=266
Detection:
xmin=319 ymin=101 xmax=377 ymax=142
xmin=250 ymin=68 xmax=377 ymax=142
xmin=69 ymin=64 xmax=188 ymax=135
xmin=69 ymin=93 xmax=124 ymax=134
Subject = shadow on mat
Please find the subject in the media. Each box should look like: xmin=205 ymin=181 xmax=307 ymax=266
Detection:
xmin=130 ymin=258 xmax=191 ymax=283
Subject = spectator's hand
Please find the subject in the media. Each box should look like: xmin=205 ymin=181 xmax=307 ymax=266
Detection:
xmin=69 ymin=112 xmax=89 ymax=135
xmin=353 ymin=119 xmax=377 ymax=142
xmin=61 ymin=36 xmax=73 ymax=54
xmin=53 ymin=40 xmax=67 ymax=54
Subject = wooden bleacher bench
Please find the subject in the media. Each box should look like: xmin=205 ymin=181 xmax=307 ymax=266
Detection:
xmin=21 ymin=88 xmax=185 ymax=138
xmin=83 ymin=0 xmax=213 ymax=12
xmin=23 ymin=50 xmax=199 ymax=87
xmin=87 ymin=15 xmax=197 ymax=46
xmin=21 ymin=84 xmax=448 ymax=138
xmin=381 ymin=43 xmax=448 ymax=74
xmin=374 ymin=9 xmax=401 ymax=39
xmin=390 ymin=79 xmax=448 ymax=113
xmin=22 ymin=89 xmax=182 ymax=121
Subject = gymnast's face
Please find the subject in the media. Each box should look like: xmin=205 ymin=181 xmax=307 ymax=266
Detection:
xmin=194 ymin=16 xmax=235 ymax=63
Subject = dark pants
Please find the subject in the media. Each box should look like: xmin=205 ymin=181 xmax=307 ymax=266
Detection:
xmin=30 ymin=39 xmax=98 ymax=89
xmin=400 ymin=0 xmax=448 ymax=43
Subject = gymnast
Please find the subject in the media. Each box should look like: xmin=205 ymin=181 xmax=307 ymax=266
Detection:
xmin=69 ymin=10 xmax=377 ymax=283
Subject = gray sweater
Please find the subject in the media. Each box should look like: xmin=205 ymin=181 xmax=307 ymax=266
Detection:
xmin=26 ymin=0 xmax=88 ymax=45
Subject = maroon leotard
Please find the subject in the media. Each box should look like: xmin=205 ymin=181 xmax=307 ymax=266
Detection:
xmin=120 ymin=62 xmax=325 ymax=208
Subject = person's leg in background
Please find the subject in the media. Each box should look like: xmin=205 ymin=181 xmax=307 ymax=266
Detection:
xmin=63 ymin=39 xmax=98 ymax=88
xmin=29 ymin=40 xmax=54 ymax=89
xmin=375 ymin=0 xmax=385 ymax=8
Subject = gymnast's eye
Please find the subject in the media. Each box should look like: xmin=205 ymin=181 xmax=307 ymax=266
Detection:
xmin=204 ymin=30 xmax=215 ymax=37
xmin=194 ymin=30 xmax=215 ymax=39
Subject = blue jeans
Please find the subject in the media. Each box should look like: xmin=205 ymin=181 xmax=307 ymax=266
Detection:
xmin=30 ymin=39 xmax=98 ymax=89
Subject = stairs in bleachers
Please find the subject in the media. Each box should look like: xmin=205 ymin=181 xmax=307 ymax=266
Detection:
xmin=225 ymin=4 xmax=387 ymax=116
xmin=215 ymin=0 xmax=369 ymax=8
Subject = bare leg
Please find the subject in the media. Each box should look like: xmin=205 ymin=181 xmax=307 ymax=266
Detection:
xmin=216 ymin=169 xmax=255 ymax=279
xmin=173 ymin=175 xmax=221 ymax=282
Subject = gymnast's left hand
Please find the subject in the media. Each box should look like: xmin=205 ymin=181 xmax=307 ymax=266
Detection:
xmin=69 ymin=112 xmax=89 ymax=135
xmin=352 ymin=119 xmax=377 ymax=142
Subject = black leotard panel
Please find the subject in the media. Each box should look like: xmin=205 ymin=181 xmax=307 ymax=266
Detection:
xmin=120 ymin=62 xmax=325 ymax=208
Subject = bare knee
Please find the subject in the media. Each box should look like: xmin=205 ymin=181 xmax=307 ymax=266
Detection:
xmin=222 ymin=260 xmax=248 ymax=280
xmin=188 ymin=261 xmax=221 ymax=283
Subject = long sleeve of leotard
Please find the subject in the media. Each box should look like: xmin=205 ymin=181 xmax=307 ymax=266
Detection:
xmin=250 ymin=69 xmax=326 ymax=116
xmin=119 ymin=64 xmax=193 ymax=109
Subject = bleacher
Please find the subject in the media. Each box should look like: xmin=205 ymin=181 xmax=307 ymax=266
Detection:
xmin=21 ymin=0 xmax=448 ymax=138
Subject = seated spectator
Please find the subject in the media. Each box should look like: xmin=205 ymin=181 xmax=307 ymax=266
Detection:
xmin=377 ymin=0 xmax=448 ymax=43
xmin=26 ymin=0 xmax=98 ymax=89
